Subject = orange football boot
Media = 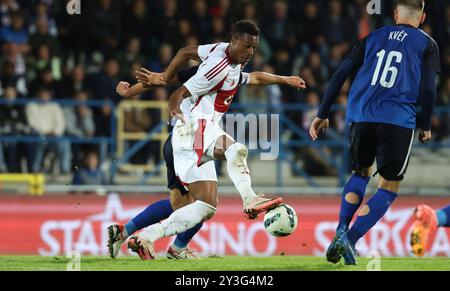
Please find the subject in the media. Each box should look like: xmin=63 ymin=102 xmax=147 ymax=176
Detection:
xmin=243 ymin=194 xmax=283 ymax=220
xmin=410 ymin=205 xmax=438 ymax=257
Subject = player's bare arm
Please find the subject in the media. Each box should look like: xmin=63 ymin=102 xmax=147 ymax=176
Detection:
xmin=117 ymin=46 xmax=200 ymax=99
xmin=163 ymin=46 xmax=201 ymax=82
xmin=133 ymin=45 xmax=200 ymax=90
xmin=117 ymin=67 xmax=188 ymax=99
xmin=135 ymin=68 xmax=168 ymax=87
xmin=168 ymin=85 xmax=191 ymax=123
xmin=247 ymin=72 xmax=307 ymax=89
xmin=116 ymin=81 xmax=146 ymax=98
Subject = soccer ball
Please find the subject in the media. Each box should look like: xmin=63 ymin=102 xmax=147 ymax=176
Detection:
xmin=264 ymin=204 xmax=298 ymax=237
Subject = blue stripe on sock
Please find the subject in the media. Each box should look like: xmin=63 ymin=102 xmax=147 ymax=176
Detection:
xmin=347 ymin=188 xmax=397 ymax=245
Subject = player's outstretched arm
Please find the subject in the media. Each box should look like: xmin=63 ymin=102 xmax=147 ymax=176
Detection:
xmin=134 ymin=46 xmax=199 ymax=89
xmin=247 ymin=72 xmax=306 ymax=89
xmin=116 ymin=81 xmax=146 ymax=98
xmin=116 ymin=78 xmax=170 ymax=99
xmin=135 ymin=68 xmax=183 ymax=88
xmin=118 ymin=65 xmax=199 ymax=99
xmin=163 ymin=46 xmax=200 ymax=85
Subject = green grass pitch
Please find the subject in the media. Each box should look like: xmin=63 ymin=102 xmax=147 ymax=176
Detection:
xmin=1 ymin=256 xmax=449 ymax=271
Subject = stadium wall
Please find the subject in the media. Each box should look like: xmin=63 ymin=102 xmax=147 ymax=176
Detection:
xmin=0 ymin=194 xmax=449 ymax=257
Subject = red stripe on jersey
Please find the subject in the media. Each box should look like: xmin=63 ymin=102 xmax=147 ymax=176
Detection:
xmin=209 ymin=43 xmax=220 ymax=53
xmin=206 ymin=59 xmax=230 ymax=81
xmin=214 ymin=84 xmax=239 ymax=113
xmin=193 ymin=119 xmax=207 ymax=166
xmin=211 ymin=74 xmax=228 ymax=91
xmin=205 ymin=58 xmax=228 ymax=79
xmin=190 ymin=75 xmax=228 ymax=112
xmin=207 ymin=59 xmax=230 ymax=81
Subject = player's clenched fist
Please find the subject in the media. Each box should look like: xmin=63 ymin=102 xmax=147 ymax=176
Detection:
xmin=285 ymin=76 xmax=307 ymax=89
xmin=116 ymin=81 xmax=130 ymax=97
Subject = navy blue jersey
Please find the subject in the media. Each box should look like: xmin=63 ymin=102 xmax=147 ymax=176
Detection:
xmin=346 ymin=24 xmax=440 ymax=129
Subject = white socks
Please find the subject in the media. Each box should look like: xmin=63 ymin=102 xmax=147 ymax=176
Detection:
xmin=225 ymin=143 xmax=257 ymax=205
xmin=139 ymin=200 xmax=216 ymax=242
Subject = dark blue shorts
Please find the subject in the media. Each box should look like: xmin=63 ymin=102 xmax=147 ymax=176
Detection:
xmin=349 ymin=122 xmax=414 ymax=181
xmin=163 ymin=134 xmax=189 ymax=195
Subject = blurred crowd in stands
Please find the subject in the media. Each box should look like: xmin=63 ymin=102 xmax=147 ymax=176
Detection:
xmin=0 ymin=0 xmax=448 ymax=177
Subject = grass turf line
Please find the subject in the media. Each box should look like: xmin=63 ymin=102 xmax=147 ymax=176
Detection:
xmin=1 ymin=256 xmax=449 ymax=271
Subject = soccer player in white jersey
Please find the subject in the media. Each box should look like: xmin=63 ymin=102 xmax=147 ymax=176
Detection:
xmin=114 ymin=20 xmax=306 ymax=259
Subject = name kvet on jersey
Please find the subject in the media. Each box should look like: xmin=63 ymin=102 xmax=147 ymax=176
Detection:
xmin=388 ymin=30 xmax=408 ymax=42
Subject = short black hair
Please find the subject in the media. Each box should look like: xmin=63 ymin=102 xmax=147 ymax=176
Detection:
xmin=232 ymin=19 xmax=260 ymax=37
xmin=397 ymin=0 xmax=425 ymax=11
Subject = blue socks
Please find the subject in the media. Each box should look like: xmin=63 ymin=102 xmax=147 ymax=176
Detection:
xmin=347 ymin=188 xmax=398 ymax=245
xmin=437 ymin=205 xmax=450 ymax=227
xmin=124 ymin=199 xmax=204 ymax=248
xmin=338 ymin=175 xmax=370 ymax=230
xmin=173 ymin=223 xmax=204 ymax=249
xmin=125 ymin=199 xmax=174 ymax=236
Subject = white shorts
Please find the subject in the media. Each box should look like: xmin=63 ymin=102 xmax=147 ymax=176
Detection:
xmin=171 ymin=119 xmax=233 ymax=185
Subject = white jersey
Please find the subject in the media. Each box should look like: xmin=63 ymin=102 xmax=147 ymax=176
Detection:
xmin=182 ymin=42 xmax=249 ymax=124
xmin=171 ymin=43 xmax=250 ymax=185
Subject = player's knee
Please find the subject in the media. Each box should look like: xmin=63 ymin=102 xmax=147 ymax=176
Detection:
xmin=195 ymin=200 xmax=217 ymax=221
xmin=225 ymin=143 xmax=248 ymax=164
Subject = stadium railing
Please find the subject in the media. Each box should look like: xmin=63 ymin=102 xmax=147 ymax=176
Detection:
xmin=0 ymin=98 xmax=115 ymax=173
xmin=111 ymin=100 xmax=169 ymax=183
xmin=1 ymin=99 xmax=450 ymax=189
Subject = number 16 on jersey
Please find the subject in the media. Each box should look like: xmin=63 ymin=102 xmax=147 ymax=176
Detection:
xmin=371 ymin=50 xmax=403 ymax=89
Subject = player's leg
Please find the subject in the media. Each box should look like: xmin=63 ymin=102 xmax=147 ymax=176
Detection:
xmin=340 ymin=124 xmax=413 ymax=265
xmin=326 ymin=167 xmax=372 ymax=264
xmin=335 ymin=177 xmax=399 ymax=266
xmin=108 ymin=189 xmax=203 ymax=259
xmin=167 ymin=189 xmax=203 ymax=260
xmin=125 ymin=189 xmax=191 ymax=238
xmin=128 ymin=181 xmax=218 ymax=259
xmin=410 ymin=204 xmax=450 ymax=256
xmin=338 ymin=168 xmax=372 ymax=229
xmin=163 ymin=133 xmax=205 ymax=258
xmin=327 ymin=123 xmax=376 ymax=264
xmin=346 ymin=177 xmax=399 ymax=246
xmin=107 ymin=189 xmax=181 ymax=259
xmin=108 ymin=135 xmax=203 ymax=259
xmin=213 ymin=135 xmax=283 ymax=219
